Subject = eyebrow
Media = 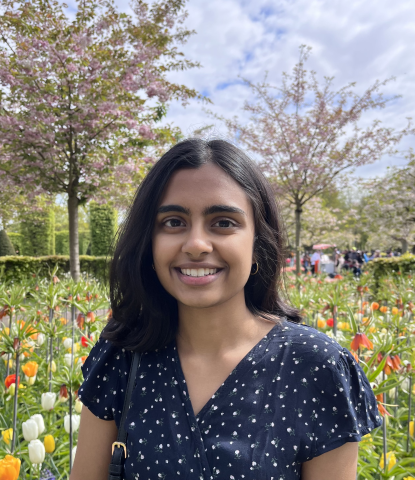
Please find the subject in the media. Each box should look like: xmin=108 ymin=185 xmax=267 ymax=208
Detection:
xmin=156 ymin=204 xmax=246 ymax=216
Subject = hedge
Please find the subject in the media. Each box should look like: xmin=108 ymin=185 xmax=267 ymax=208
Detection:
xmin=20 ymin=209 xmax=55 ymax=256
xmin=0 ymin=230 xmax=15 ymax=256
xmin=7 ymin=232 xmax=23 ymax=255
xmin=90 ymin=202 xmax=117 ymax=256
xmin=0 ymin=255 xmax=110 ymax=284
xmin=366 ymin=253 xmax=415 ymax=279
xmin=55 ymin=230 xmax=91 ymax=255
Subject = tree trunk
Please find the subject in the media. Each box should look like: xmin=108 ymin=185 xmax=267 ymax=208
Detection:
xmin=400 ymin=238 xmax=408 ymax=254
xmin=68 ymin=194 xmax=80 ymax=281
xmin=295 ymin=205 xmax=302 ymax=276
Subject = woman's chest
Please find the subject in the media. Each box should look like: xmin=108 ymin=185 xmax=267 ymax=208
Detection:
xmin=122 ymin=358 xmax=308 ymax=480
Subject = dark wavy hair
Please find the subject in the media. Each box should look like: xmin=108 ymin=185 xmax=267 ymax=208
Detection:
xmin=102 ymin=138 xmax=301 ymax=351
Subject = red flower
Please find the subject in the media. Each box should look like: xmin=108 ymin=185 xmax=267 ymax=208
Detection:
xmin=326 ymin=318 xmax=334 ymax=327
xmin=350 ymin=333 xmax=373 ymax=352
xmin=5 ymin=374 xmax=20 ymax=389
xmin=76 ymin=314 xmax=85 ymax=329
xmin=81 ymin=336 xmax=91 ymax=348
xmin=59 ymin=384 xmax=68 ymax=399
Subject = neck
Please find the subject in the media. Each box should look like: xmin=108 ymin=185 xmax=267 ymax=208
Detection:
xmin=176 ymin=291 xmax=274 ymax=357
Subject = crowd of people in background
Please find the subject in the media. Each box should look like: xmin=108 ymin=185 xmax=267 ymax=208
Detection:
xmin=288 ymin=247 xmax=403 ymax=276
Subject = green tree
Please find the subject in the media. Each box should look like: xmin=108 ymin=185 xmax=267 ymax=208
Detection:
xmin=0 ymin=0 xmax=200 ymax=279
xmin=90 ymin=202 xmax=117 ymax=256
xmin=0 ymin=229 xmax=15 ymax=256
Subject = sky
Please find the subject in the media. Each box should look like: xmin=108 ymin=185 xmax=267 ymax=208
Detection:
xmin=67 ymin=0 xmax=415 ymax=178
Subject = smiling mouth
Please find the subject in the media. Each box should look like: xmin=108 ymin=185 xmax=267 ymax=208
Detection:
xmin=177 ymin=268 xmax=221 ymax=277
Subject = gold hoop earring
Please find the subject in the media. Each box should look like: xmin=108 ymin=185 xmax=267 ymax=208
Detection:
xmin=250 ymin=262 xmax=259 ymax=275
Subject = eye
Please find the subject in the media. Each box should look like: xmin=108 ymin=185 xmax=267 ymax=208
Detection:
xmin=212 ymin=219 xmax=237 ymax=228
xmin=164 ymin=218 xmax=185 ymax=228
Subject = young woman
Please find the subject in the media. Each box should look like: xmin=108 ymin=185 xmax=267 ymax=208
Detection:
xmin=71 ymin=139 xmax=382 ymax=480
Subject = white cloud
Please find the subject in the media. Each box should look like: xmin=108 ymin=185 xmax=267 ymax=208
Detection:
xmin=64 ymin=0 xmax=415 ymax=177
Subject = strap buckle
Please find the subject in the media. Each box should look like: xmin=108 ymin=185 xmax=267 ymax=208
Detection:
xmin=112 ymin=442 xmax=127 ymax=458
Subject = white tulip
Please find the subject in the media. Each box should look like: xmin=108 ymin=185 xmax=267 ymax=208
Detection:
xmin=28 ymin=439 xmax=46 ymax=464
xmin=26 ymin=375 xmax=36 ymax=385
xmin=64 ymin=414 xmax=80 ymax=434
xmin=64 ymin=353 xmax=73 ymax=366
xmin=41 ymin=392 xmax=56 ymax=411
xmin=22 ymin=419 xmax=39 ymax=441
xmin=47 ymin=360 xmax=56 ymax=373
xmin=75 ymin=398 xmax=83 ymax=414
xmin=19 ymin=353 xmax=25 ymax=361
xmin=72 ymin=446 xmax=77 ymax=467
xmin=63 ymin=338 xmax=73 ymax=349
xmin=36 ymin=333 xmax=45 ymax=346
xmin=30 ymin=414 xmax=45 ymax=435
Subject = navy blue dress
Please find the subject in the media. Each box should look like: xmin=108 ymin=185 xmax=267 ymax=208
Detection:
xmin=79 ymin=319 xmax=382 ymax=480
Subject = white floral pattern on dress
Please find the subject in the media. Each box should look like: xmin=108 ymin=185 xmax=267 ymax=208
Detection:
xmin=78 ymin=319 xmax=382 ymax=480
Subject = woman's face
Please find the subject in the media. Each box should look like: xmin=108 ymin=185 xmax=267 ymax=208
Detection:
xmin=152 ymin=162 xmax=256 ymax=310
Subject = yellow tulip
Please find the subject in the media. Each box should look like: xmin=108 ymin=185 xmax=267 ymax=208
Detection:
xmin=410 ymin=421 xmax=414 ymax=438
xmin=379 ymin=452 xmax=396 ymax=471
xmin=403 ymin=477 xmax=415 ymax=480
xmin=369 ymin=326 xmax=376 ymax=333
xmin=44 ymin=434 xmax=55 ymax=453
xmin=47 ymin=360 xmax=57 ymax=373
xmin=1 ymin=327 xmax=10 ymax=336
xmin=360 ymin=433 xmax=372 ymax=444
xmin=0 ymin=455 xmax=21 ymax=480
xmin=3 ymin=359 xmax=13 ymax=369
xmin=317 ymin=318 xmax=326 ymax=328
xmin=1 ymin=428 xmax=13 ymax=445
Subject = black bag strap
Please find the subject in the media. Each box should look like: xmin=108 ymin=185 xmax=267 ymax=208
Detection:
xmin=108 ymin=351 xmax=141 ymax=480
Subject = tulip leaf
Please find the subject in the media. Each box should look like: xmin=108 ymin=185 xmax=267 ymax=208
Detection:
xmin=367 ymin=355 xmax=388 ymax=383
xmin=346 ymin=306 xmax=358 ymax=335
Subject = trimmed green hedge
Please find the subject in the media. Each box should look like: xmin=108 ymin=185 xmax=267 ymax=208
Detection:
xmin=0 ymin=230 xmax=15 ymax=256
xmin=366 ymin=253 xmax=415 ymax=279
xmin=0 ymin=255 xmax=110 ymax=283
xmin=55 ymin=230 xmax=91 ymax=255
xmin=7 ymin=232 xmax=23 ymax=255
xmin=90 ymin=202 xmax=117 ymax=256
xmin=20 ymin=209 xmax=55 ymax=256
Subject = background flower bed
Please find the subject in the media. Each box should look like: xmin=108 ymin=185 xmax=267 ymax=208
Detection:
xmin=0 ymin=269 xmax=414 ymax=479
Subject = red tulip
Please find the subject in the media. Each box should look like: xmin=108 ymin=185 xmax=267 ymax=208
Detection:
xmin=5 ymin=374 xmax=20 ymax=389
xmin=326 ymin=318 xmax=334 ymax=327
xmin=350 ymin=333 xmax=373 ymax=352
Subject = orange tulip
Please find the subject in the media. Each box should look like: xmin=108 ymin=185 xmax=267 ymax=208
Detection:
xmin=0 ymin=455 xmax=21 ymax=480
xmin=60 ymin=317 xmax=68 ymax=325
xmin=362 ymin=317 xmax=370 ymax=326
xmin=390 ymin=355 xmax=401 ymax=371
xmin=391 ymin=307 xmax=399 ymax=316
xmin=86 ymin=311 xmax=95 ymax=323
xmin=76 ymin=314 xmax=85 ymax=329
xmin=370 ymin=302 xmax=380 ymax=311
xmin=350 ymin=351 xmax=359 ymax=363
xmin=379 ymin=306 xmax=388 ymax=313
xmin=22 ymin=361 xmax=38 ymax=378
xmin=350 ymin=333 xmax=373 ymax=352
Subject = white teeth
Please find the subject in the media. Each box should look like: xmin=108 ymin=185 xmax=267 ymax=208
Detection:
xmin=180 ymin=268 xmax=218 ymax=277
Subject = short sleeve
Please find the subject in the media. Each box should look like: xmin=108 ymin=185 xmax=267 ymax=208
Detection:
xmin=78 ymin=336 xmax=132 ymax=422
xmin=305 ymin=346 xmax=382 ymax=459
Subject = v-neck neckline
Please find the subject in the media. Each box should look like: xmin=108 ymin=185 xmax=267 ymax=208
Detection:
xmin=172 ymin=320 xmax=282 ymax=422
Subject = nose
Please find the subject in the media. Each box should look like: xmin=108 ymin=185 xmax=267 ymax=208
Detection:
xmin=181 ymin=223 xmax=213 ymax=257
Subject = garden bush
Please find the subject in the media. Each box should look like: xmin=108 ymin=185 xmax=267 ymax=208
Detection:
xmin=7 ymin=232 xmax=23 ymax=255
xmin=55 ymin=230 xmax=90 ymax=255
xmin=0 ymin=230 xmax=15 ymax=256
xmin=20 ymin=209 xmax=55 ymax=256
xmin=367 ymin=253 xmax=415 ymax=279
xmin=89 ymin=202 xmax=117 ymax=256
xmin=0 ymin=255 xmax=110 ymax=283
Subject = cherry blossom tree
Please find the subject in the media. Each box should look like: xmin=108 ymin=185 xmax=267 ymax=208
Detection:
xmin=217 ymin=46 xmax=412 ymax=274
xmin=362 ymin=153 xmax=415 ymax=253
xmin=0 ymin=0 xmax=200 ymax=279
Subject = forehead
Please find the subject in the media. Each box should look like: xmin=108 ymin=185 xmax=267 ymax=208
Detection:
xmin=158 ymin=163 xmax=253 ymax=214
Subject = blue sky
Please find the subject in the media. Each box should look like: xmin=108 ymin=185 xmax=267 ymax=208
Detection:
xmin=66 ymin=0 xmax=415 ymax=178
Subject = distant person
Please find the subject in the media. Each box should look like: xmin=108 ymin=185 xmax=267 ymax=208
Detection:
xmin=311 ymin=250 xmax=321 ymax=274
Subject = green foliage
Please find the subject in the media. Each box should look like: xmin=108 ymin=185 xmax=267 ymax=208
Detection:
xmin=366 ymin=253 xmax=415 ymax=280
xmin=89 ymin=203 xmax=117 ymax=257
xmin=0 ymin=230 xmax=15 ymax=256
xmin=0 ymin=255 xmax=110 ymax=284
xmin=7 ymin=232 xmax=22 ymax=255
xmin=55 ymin=230 xmax=90 ymax=255
xmin=20 ymin=209 xmax=55 ymax=256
